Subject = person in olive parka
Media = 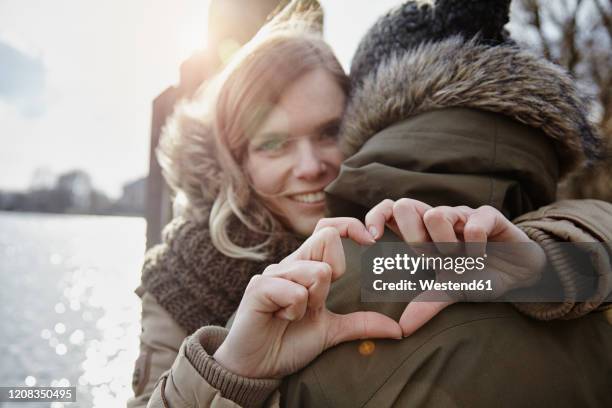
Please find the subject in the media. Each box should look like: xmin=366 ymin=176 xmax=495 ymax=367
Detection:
xmin=282 ymin=0 xmax=612 ymax=406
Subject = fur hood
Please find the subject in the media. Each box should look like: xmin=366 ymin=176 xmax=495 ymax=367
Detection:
xmin=340 ymin=37 xmax=601 ymax=178
xmin=157 ymin=101 xmax=220 ymax=220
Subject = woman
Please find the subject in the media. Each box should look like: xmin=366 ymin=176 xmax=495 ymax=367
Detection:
xmin=128 ymin=3 xmax=385 ymax=406
xmin=131 ymin=1 xmax=612 ymax=407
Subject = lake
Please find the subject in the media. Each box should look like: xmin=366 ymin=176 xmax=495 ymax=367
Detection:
xmin=0 ymin=212 xmax=146 ymax=407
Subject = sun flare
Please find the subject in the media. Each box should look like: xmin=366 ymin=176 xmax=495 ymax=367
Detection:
xmin=177 ymin=0 xmax=210 ymax=60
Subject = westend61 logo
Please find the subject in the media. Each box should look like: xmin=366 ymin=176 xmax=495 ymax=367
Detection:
xmin=361 ymin=242 xmax=612 ymax=303
xmin=372 ymin=253 xmax=487 ymax=275
xmin=369 ymin=252 xmax=493 ymax=294
xmin=362 ymin=242 xmax=503 ymax=301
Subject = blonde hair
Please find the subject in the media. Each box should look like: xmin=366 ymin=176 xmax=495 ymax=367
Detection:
xmin=158 ymin=19 xmax=348 ymax=260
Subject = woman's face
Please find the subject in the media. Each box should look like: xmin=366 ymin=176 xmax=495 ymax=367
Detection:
xmin=245 ymin=68 xmax=345 ymax=236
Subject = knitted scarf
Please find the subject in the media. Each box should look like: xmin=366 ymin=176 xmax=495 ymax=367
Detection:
xmin=140 ymin=216 xmax=303 ymax=334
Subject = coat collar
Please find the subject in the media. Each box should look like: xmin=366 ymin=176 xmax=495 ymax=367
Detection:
xmin=327 ymin=108 xmax=559 ymax=220
xmin=340 ymin=37 xmax=601 ymax=178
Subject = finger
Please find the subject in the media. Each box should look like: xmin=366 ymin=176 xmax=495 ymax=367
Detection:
xmin=462 ymin=207 xmax=496 ymax=256
xmin=423 ymin=206 xmax=464 ymax=242
xmin=399 ymin=301 xmax=453 ymax=337
xmin=263 ymin=261 xmax=332 ymax=310
xmin=454 ymin=205 xmax=476 ymax=215
xmin=326 ymin=311 xmax=402 ymax=346
xmin=463 ymin=207 xmax=498 ymax=241
xmin=472 ymin=205 xmax=528 ymax=243
xmin=399 ymin=292 xmax=456 ymax=337
xmin=283 ymin=227 xmax=345 ymax=280
xmin=244 ymin=275 xmax=309 ymax=322
xmin=364 ymin=199 xmax=399 ymax=239
xmin=315 ymin=217 xmax=375 ymax=245
xmin=423 ymin=206 xmax=466 ymax=254
xmin=392 ymin=198 xmax=432 ymax=243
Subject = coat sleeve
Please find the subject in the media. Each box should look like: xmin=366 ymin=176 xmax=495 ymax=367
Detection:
xmin=513 ymin=199 xmax=612 ymax=320
xmin=128 ymin=291 xmax=281 ymax=408
xmin=145 ymin=326 xmax=281 ymax=408
xmin=127 ymin=291 xmax=188 ymax=408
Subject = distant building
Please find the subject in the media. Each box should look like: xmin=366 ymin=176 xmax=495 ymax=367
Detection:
xmin=56 ymin=170 xmax=93 ymax=212
xmin=0 ymin=170 xmax=117 ymax=216
xmin=115 ymin=177 xmax=146 ymax=216
xmin=0 ymin=191 xmax=26 ymax=211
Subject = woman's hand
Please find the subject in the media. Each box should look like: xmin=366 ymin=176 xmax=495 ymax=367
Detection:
xmin=365 ymin=199 xmax=547 ymax=336
xmin=213 ymin=226 xmax=402 ymax=379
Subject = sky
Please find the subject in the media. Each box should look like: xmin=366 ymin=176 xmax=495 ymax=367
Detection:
xmin=0 ymin=0 xmax=407 ymax=198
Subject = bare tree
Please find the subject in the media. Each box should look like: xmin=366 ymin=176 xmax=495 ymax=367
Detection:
xmin=512 ymin=0 xmax=612 ymax=201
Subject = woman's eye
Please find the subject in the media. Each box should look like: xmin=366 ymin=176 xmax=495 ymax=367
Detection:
xmin=255 ymin=138 xmax=286 ymax=152
xmin=319 ymin=124 xmax=340 ymax=141
xmin=321 ymin=131 xmax=339 ymax=140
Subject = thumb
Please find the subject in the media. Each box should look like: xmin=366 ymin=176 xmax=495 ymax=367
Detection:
xmin=326 ymin=311 xmax=402 ymax=347
xmin=399 ymin=292 xmax=455 ymax=337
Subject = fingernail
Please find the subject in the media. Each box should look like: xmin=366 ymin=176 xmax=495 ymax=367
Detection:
xmin=369 ymin=226 xmax=378 ymax=239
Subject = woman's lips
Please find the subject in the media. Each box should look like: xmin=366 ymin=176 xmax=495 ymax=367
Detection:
xmin=288 ymin=191 xmax=325 ymax=204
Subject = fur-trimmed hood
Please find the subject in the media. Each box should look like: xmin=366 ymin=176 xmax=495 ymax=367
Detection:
xmin=340 ymin=37 xmax=601 ymax=178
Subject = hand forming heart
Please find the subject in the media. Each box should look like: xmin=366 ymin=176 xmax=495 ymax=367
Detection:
xmin=213 ymin=225 xmax=401 ymax=379
xmin=213 ymin=199 xmax=546 ymax=379
xmin=363 ymin=198 xmax=546 ymax=336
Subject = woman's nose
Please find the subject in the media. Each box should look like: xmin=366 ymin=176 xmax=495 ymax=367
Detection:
xmin=293 ymin=141 xmax=326 ymax=180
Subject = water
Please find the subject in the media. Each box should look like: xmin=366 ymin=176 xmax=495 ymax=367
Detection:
xmin=0 ymin=212 xmax=146 ymax=407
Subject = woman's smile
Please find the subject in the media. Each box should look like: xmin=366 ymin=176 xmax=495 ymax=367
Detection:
xmin=288 ymin=191 xmax=326 ymax=204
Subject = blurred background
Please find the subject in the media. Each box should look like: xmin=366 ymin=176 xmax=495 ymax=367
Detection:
xmin=0 ymin=0 xmax=610 ymax=407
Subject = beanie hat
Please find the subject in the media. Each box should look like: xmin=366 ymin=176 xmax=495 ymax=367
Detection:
xmin=350 ymin=0 xmax=512 ymax=86
xmin=345 ymin=0 xmax=602 ymax=170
